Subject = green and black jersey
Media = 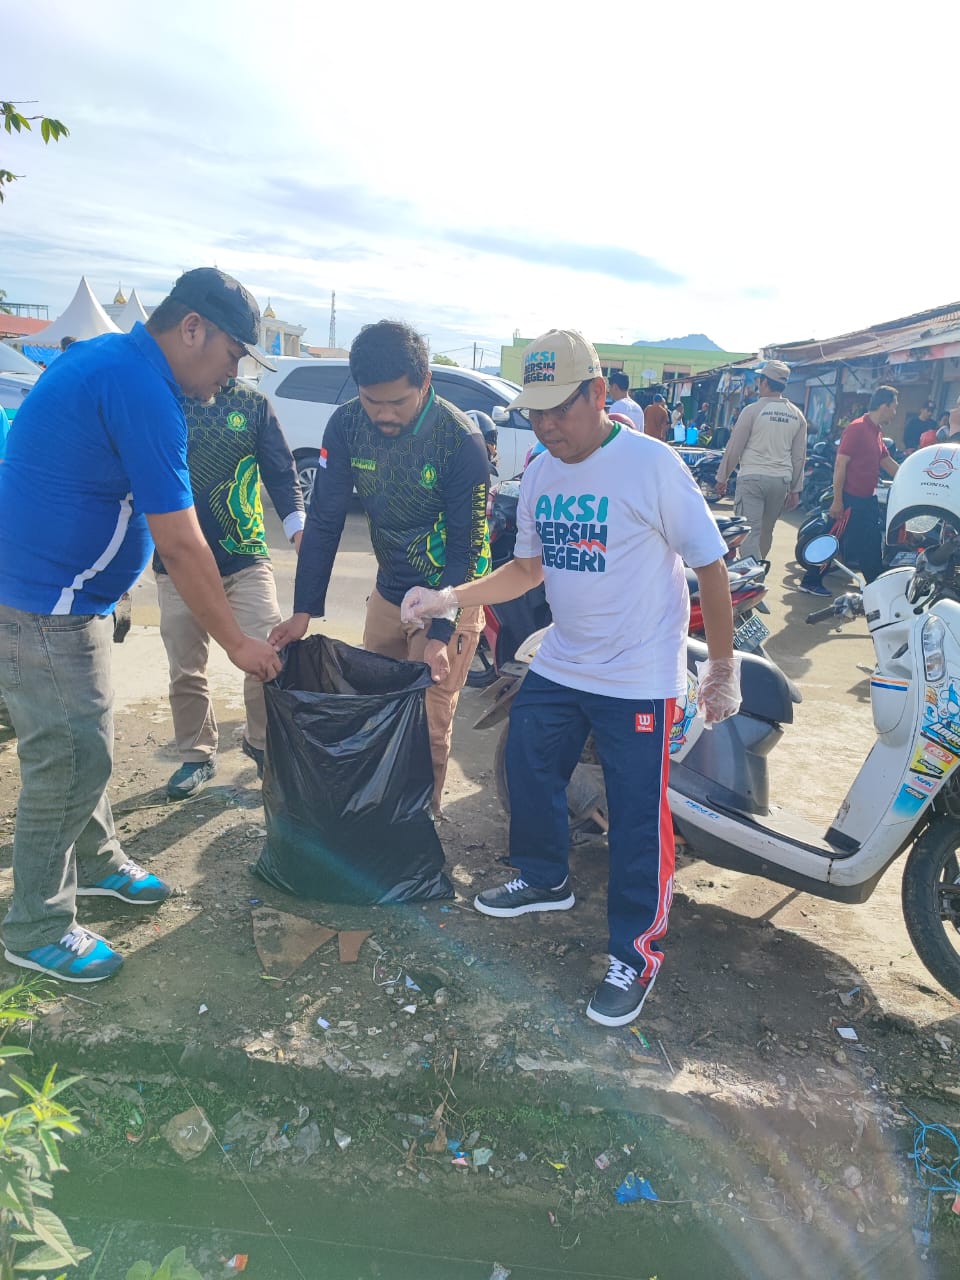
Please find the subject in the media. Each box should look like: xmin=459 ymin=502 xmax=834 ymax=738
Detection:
xmin=294 ymin=391 xmax=491 ymax=643
xmin=154 ymin=384 xmax=304 ymax=579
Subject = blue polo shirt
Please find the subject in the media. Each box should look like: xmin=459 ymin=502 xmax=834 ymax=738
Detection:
xmin=0 ymin=324 xmax=193 ymax=614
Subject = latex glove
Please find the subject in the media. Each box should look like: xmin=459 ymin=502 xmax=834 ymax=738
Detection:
xmin=696 ymin=655 xmax=742 ymax=725
xmin=400 ymin=585 xmax=459 ymax=629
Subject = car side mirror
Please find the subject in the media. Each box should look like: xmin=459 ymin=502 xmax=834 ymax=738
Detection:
xmin=491 ymin=406 xmax=509 ymax=425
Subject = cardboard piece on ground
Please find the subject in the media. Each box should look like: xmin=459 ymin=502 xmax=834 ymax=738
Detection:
xmin=252 ymin=907 xmax=337 ymax=977
xmin=338 ymin=930 xmax=372 ymax=964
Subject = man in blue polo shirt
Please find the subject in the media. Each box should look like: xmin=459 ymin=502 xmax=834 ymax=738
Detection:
xmin=0 ymin=268 xmax=282 ymax=984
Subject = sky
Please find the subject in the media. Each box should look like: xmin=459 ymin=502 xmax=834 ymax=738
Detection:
xmin=3 ymin=0 xmax=959 ymax=364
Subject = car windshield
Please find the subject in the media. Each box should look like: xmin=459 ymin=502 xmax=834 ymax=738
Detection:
xmin=478 ymin=375 xmax=523 ymax=405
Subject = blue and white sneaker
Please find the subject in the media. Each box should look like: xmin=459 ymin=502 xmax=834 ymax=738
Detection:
xmin=76 ymin=859 xmax=170 ymax=905
xmin=5 ymin=926 xmax=123 ymax=983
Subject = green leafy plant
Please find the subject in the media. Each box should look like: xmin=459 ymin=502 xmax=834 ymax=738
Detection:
xmin=126 ymin=1249 xmax=203 ymax=1280
xmin=0 ymin=978 xmax=88 ymax=1277
xmin=1 ymin=101 xmax=70 ymax=203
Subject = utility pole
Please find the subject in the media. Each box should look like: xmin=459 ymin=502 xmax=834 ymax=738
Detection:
xmin=472 ymin=342 xmax=477 ymax=370
xmin=328 ymin=291 xmax=336 ymax=349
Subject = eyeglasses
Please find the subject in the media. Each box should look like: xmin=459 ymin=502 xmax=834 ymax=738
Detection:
xmin=520 ymin=383 xmax=589 ymax=424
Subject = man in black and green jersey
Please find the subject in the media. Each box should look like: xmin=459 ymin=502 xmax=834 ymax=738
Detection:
xmin=156 ymin=382 xmax=305 ymax=799
xmin=271 ymin=321 xmax=490 ymax=815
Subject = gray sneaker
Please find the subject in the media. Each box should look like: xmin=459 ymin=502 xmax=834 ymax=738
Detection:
xmin=166 ymin=759 xmax=216 ymax=800
xmin=474 ymin=876 xmax=575 ymax=917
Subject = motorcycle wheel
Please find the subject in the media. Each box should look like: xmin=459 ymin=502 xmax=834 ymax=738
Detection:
xmin=901 ymin=817 xmax=960 ymax=999
xmin=466 ymin=635 xmax=498 ymax=689
xmin=494 ymin=724 xmax=608 ymax=835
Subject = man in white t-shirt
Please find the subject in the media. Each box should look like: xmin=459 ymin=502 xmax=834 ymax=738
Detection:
xmin=607 ymin=371 xmax=645 ymax=433
xmin=401 ymin=330 xmax=739 ymax=1027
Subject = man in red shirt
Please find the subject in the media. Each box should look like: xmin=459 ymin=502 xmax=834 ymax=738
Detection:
xmin=829 ymin=386 xmax=900 ymax=582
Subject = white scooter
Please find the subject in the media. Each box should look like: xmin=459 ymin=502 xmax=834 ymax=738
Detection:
xmin=476 ymin=446 xmax=960 ymax=1000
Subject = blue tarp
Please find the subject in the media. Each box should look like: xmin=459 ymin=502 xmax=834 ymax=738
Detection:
xmin=20 ymin=346 xmax=61 ymax=366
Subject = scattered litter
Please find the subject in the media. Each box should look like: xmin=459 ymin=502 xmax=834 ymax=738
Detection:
xmin=251 ymin=907 xmax=337 ymax=977
xmin=338 ymin=929 xmax=372 ymax=964
xmin=658 ymin=1038 xmax=675 ymax=1073
xmin=316 ymin=1016 xmax=331 ymax=1029
xmin=837 ymin=1026 xmax=859 ymax=1042
xmin=935 ymin=1033 xmax=954 ymax=1053
xmin=488 ymin=1266 xmax=511 ymax=1280
xmin=905 ymin=1107 xmax=960 ymax=1235
xmin=197 ymin=1004 xmax=209 ymax=1015
xmin=223 ymin=1110 xmax=270 ymax=1147
xmin=546 ymin=1160 xmax=567 ymax=1171
xmin=842 ymin=1165 xmax=863 ymax=1190
xmin=405 ymin=975 xmax=422 ymax=992
xmin=452 ymin=1156 xmax=470 ymax=1167
xmin=321 ymin=1049 xmax=355 ymax=1074
xmin=515 ymin=1152 xmax=528 ymax=1162
xmin=595 ymin=1152 xmax=611 ymax=1170
xmin=473 ymin=1148 xmax=494 ymax=1167
xmin=615 ymin=1173 xmax=658 ymax=1204
xmin=291 ymin=1121 xmax=322 ymax=1164
xmin=223 ymin=1254 xmax=249 ymax=1272
xmin=628 ymin=1027 xmax=651 ymax=1049
xmin=466 ymin=1130 xmax=481 ymax=1147
xmin=547 ymin=1211 xmax=557 ymax=1226
xmin=952 ymin=1195 xmax=960 ymax=1216
xmin=333 ymin=1128 xmax=352 ymax=1151
xmin=162 ymin=1106 xmax=214 ymax=1162
xmin=838 ymin=986 xmax=861 ymax=1008
xmin=402 ymin=1004 xmax=417 ymax=1014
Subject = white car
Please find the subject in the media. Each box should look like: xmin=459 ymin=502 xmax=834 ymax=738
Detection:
xmin=0 ymin=342 xmax=41 ymax=416
xmin=255 ymin=357 xmax=532 ymax=504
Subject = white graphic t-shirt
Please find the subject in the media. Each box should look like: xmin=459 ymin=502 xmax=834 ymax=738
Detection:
xmin=515 ymin=426 xmax=726 ymax=698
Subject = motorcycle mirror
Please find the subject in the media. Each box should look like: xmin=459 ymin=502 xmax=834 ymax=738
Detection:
xmin=801 ymin=533 xmax=839 ymax=567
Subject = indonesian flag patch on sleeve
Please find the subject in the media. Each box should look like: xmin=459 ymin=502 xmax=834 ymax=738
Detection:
xmin=318 ymin=447 xmax=328 ymax=469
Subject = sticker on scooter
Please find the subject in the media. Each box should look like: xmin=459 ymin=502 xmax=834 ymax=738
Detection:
xmin=892 ymin=784 xmax=927 ymax=818
xmin=922 ymin=740 xmax=958 ymax=767
xmin=909 ymin=747 xmax=946 ymax=780
xmin=910 ymin=774 xmax=938 ymax=794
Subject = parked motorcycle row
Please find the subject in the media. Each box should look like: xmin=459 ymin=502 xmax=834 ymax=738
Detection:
xmin=472 ymin=446 xmax=960 ymax=1002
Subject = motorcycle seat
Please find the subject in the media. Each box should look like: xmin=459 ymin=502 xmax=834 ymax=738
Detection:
xmin=687 ymin=638 xmax=797 ymax=723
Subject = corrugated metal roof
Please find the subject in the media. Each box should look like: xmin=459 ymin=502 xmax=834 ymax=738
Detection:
xmin=765 ymin=300 xmax=960 ymax=366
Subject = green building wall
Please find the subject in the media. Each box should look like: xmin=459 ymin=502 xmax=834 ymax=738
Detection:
xmin=500 ymin=336 xmax=753 ymax=389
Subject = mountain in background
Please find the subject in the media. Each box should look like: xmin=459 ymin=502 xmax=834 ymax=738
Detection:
xmin=633 ymin=334 xmax=722 ymax=350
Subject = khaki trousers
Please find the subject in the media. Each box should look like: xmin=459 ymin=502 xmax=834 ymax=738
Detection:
xmin=157 ymin=560 xmax=283 ymax=761
xmin=363 ymin=588 xmax=483 ymax=813
xmin=734 ymin=473 xmax=791 ymax=561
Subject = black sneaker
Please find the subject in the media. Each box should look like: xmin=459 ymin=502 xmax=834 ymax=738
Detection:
xmin=798 ymin=580 xmax=831 ymax=597
xmin=474 ymin=876 xmax=575 ymax=918
xmin=586 ymin=958 xmax=656 ymax=1026
xmin=166 ymin=759 xmax=216 ymax=800
xmin=241 ymin=737 xmax=265 ymax=779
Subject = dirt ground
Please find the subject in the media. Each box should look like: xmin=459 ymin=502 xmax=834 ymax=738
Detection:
xmin=3 ymin=510 xmax=960 ymax=1276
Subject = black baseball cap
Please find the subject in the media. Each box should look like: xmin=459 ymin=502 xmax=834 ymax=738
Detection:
xmin=168 ymin=267 xmax=276 ymax=370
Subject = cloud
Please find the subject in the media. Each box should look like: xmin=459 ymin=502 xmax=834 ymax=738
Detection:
xmin=442 ymin=229 xmax=683 ymax=286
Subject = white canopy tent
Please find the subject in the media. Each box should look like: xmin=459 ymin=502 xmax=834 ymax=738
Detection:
xmin=115 ymin=288 xmax=149 ymax=332
xmin=40 ymin=277 xmax=121 ymax=345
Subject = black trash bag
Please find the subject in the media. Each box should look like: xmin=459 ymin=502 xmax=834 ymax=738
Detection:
xmin=254 ymin=635 xmax=453 ymax=904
